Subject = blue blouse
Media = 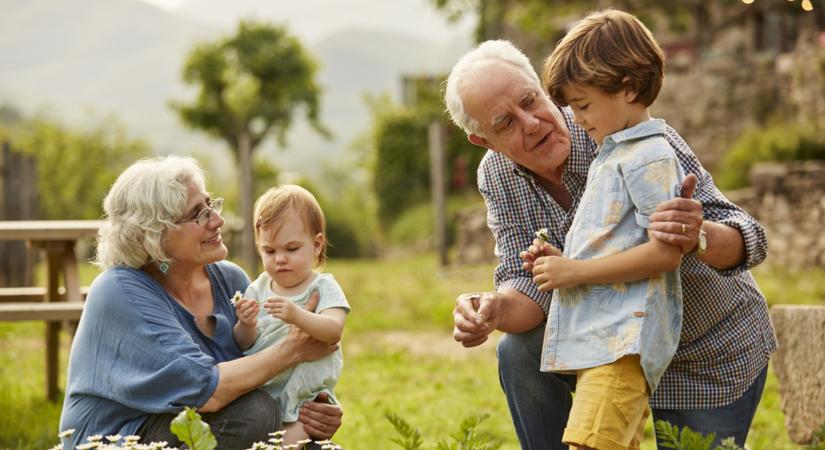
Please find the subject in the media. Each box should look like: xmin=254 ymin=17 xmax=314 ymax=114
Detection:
xmin=59 ymin=260 xmax=249 ymax=448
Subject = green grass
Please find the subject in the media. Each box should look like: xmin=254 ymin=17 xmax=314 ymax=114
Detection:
xmin=1 ymin=256 xmax=823 ymax=449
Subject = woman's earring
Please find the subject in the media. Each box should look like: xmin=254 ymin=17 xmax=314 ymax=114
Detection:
xmin=158 ymin=262 xmax=170 ymax=274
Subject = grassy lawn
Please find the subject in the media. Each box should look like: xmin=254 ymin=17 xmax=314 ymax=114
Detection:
xmin=1 ymin=254 xmax=823 ymax=449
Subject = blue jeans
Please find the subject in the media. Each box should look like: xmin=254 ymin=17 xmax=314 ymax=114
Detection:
xmin=137 ymin=389 xmax=281 ymax=450
xmin=652 ymin=365 xmax=767 ymax=448
xmin=497 ymin=326 xmax=767 ymax=450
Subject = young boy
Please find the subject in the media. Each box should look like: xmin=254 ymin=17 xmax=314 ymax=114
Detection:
xmin=530 ymin=9 xmax=686 ymax=450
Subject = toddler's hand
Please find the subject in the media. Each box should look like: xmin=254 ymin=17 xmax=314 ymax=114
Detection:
xmin=234 ymin=298 xmax=259 ymax=327
xmin=265 ymin=297 xmax=298 ymax=324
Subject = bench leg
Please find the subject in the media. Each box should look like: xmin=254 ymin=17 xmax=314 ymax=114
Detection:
xmin=46 ymin=322 xmax=59 ymax=401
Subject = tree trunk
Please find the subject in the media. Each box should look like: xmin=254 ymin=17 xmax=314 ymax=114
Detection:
xmin=237 ymin=132 xmax=257 ymax=274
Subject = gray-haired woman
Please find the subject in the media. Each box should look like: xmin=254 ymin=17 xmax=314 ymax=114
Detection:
xmin=59 ymin=155 xmax=342 ymax=449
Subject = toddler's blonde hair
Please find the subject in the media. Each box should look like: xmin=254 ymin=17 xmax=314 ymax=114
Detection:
xmin=253 ymin=184 xmax=327 ymax=267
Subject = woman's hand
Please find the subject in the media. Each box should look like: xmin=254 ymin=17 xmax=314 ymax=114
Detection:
xmin=299 ymin=392 xmax=343 ymax=440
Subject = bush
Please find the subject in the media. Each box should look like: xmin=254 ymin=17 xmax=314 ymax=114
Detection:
xmin=717 ymin=121 xmax=825 ymax=190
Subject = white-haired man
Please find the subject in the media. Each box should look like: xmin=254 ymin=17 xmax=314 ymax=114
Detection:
xmin=446 ymin=40 xmax=776 ymax=449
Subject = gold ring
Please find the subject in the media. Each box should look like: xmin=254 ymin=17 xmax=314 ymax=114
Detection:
xmin=681 ymin=223 xmax=687 ymax=234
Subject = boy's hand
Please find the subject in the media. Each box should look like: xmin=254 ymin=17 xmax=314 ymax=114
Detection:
xmin=520 ymin=238 xmax=563 ymax=272
xmin=532 ymin=255 xmax=579 ymax=290
xmin=265 ymin=297 xmax=299 ymax=324
xmin=234 ymin=298 xmax=259 ymax=327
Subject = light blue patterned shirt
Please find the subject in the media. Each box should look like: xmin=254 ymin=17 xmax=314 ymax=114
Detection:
xmin=540 ymin=119 xmax=684 ymax=391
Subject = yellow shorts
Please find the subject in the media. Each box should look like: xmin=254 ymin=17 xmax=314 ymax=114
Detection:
xmin=563 ymin=355 xmax=650 ymax=450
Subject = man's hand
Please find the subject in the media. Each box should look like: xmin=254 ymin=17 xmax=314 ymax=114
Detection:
xmin=648 ymin=173 xmax=703 ymax=253
xmin=299 ymin=392 xmax=342 ymax=440
xmin=264 ymin=297 xmax=299 ymax=324
xmin=520 ymin=238 xmax=563 ymax=272
xmin=453 ymin=291 xmax=503 ymax=347
xmin=532 ymin=255 xmax=580 ymax=290
xmin=234 ymin=298 xmax=259 ymax=328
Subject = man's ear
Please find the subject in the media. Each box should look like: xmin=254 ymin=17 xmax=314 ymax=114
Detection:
xmin=468 ymin=134 xmax=490 ymax=148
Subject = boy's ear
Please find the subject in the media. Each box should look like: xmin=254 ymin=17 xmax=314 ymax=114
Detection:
xmin=621 ymin=76 xmax=639 ymax=103
xmin=468 ymin=134 xmax=490 ymax=148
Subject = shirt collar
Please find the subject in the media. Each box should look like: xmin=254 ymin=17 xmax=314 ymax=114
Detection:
xmin=603 ymin=118 xmax=667 ymax=147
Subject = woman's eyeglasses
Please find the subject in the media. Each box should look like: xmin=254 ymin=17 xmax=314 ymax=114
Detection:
xmin=177 ymin=197 xmax=224 ymax=227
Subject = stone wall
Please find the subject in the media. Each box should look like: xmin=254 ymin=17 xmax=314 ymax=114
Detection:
xmin=770 ymin=305 xmax=825 ymax=444
xmin=727 ymin=161 xmax=825 ymax=269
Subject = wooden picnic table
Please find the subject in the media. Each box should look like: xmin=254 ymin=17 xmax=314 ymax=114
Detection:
xmin=0 ymin=220 xmax=102 ymax=400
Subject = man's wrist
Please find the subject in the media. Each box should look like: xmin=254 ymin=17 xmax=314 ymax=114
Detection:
xmin=688 ymin=223 xmax=708 ymax=256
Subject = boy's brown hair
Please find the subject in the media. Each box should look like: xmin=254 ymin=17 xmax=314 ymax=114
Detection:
xmin=253 ymin=184 xmax=327 ymax=267
xmin=542 ymin=9 xmax=664 ymax=107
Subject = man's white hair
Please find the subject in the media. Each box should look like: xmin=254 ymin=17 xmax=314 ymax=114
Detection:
xmin=444 ymin=39 xmax=541 ymax=137
xmin=95 ymin=155 xmax=207 ymax=269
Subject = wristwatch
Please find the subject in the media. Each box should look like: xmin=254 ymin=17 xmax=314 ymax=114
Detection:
xmin=692 ymin=227 xmax=708 ymax=256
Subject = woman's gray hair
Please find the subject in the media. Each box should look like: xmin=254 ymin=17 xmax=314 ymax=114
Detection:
xmin=95 ymin=155 xmax=207 ymax=269
xmin=444 ymin=39 xmax=541 ymax=137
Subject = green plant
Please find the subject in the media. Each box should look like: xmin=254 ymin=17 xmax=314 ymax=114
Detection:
xmin=386 ymin=412 xmax=502 ymax=450
xmin=654 ymin=420 xmax=743 ymax=450
xmin=717 ymin=121 xmax=825 ymax=190
xmin=170 ymin=407 xmax=217 ymax=450
xmin=803 ymin=422 xmax=825 ymax=450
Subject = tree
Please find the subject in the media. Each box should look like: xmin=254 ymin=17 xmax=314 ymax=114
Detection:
xmin=171 ymin=20 xmax=328 ymax=272
xmin=15 ymin=116 xmax=149 ymax=220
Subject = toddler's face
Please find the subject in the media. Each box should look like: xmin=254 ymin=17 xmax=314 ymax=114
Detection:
xmin=257 ymin=215 xmax=322 ymax=291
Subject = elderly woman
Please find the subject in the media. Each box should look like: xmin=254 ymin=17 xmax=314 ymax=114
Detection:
xmin=59 ymin=155 xmax=342 ymax=449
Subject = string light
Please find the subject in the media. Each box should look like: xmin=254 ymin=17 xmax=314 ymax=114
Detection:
xmin=742 ymin=0 xmax=815 ymax=10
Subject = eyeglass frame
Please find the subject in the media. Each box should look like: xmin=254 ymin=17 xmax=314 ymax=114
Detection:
xmin=176 ymin=197 xmax=224 ymax=227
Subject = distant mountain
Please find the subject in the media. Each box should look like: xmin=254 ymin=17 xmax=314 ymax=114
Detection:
xmin=0 ymin=0 xmax=472 ymax=180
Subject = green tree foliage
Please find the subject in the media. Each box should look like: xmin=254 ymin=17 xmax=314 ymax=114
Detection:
xmin=372 ymin=108 xmax=432 ymax=227
xmin=11 ymin=116 xmax=149 ymax=220
xmin=170 ymin=19 xmax=327 ymax=271
xmin=368 ymin=87 xmax=484 ymax=230
xmin=717 ymin=121 xmax=825 ymax=190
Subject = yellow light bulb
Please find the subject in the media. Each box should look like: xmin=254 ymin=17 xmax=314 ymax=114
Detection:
xmin=742 ymin=0 xmax=755 ymax=4
xmin=801 ymin=0 xmax=813 ymax=11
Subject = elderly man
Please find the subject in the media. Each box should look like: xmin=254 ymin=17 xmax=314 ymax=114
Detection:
xmin=446 ymin=40 xmax=776 ymax=449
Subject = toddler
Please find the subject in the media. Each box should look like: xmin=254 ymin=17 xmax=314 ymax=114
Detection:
xmin=233 ymin=184 xmax=349 ymax=446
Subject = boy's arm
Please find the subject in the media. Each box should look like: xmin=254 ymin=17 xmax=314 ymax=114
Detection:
xmin=289 ymin=307 xmax=346 ymax=344
xmin=532 ymin=233 xmax=681 ymax=290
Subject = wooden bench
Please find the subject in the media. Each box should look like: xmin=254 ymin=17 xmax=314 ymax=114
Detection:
xmin=0 ymin=286 xmax=89 ymax=303
xmin=0 ymin=220 xmax=101 ymax=401
xmin=0 ymin=301 xmax=85 ymax=321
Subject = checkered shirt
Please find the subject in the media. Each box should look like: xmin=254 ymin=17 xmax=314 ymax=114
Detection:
xmin=479 ymin=107 xmax=778 ymax=409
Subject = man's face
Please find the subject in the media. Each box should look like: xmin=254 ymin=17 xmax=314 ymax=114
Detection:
xmin=462 ymin=62 xmax=571 ymax=179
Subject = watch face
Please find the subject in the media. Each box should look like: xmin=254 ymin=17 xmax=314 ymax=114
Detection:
xmin=698 ymin=230 xmax=708 ymax=254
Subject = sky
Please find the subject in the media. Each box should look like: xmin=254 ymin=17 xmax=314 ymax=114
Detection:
xmin=136 ymin=0 xmax=476 ymax=45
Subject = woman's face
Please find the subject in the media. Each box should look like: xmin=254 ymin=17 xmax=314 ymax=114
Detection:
xmin=163 ymin=180 xmax=227 ymax=269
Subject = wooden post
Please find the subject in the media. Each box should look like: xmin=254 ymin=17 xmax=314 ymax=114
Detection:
xmin=429 ymin=121 xmax=448 ymax=267
xmin=237 ymin=133 xmax=257 ymax=274
xmin=0 ymin=141 xmax=37 ymax=287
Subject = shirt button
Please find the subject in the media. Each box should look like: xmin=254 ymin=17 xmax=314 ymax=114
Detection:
xmin=633 ymin=311 xmax=646 ymax=318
